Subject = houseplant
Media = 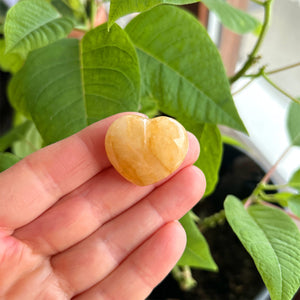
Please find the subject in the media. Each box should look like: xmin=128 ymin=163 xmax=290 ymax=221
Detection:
xmin=0 ymin=0 xmax=300 ymax=299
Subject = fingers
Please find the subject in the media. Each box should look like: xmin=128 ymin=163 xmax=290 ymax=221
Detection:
xmin=73 ymin=221 xmax=186 ymax=300
xmin=14 ymin=132 xmax=201 ymax=256
xmin=51 ymin=165 xmax=205 ymax=297
xmin=14 ymin=168 xmax=153 ymax=255
xmin=0 ymin=112 xmax=143 ymax=231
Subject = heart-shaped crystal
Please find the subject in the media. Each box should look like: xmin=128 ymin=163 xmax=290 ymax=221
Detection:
xmin=105 ymin=115 xmax=189 ymax=186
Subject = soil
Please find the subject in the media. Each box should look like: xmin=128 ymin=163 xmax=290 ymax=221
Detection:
xmin=148 ymin=145 xmax=267 ymax=300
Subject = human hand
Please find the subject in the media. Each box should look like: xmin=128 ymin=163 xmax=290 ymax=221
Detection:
xmin=0 ymin=113 xmax=206 ymax=299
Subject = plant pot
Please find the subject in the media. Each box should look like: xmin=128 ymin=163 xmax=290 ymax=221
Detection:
xmin=148 ymin=144 xmax=270 ymax=300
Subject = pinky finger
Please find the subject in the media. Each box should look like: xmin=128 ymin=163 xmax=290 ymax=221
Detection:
xmin=73 ymin=221 xmax=186 ymax=300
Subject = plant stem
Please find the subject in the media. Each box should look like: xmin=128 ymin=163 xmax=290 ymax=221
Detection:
xmin=260 ymin=183 xmax=289 ymax=191
xmin=229 ymin=0 xmax=273 ymax=84
xmin=259 ymin=200 xmax=300 ymax=222
xmin=261 ymin=145 xmax=292 ymax=184
xmin=251 ymin=0 xmax=266 ymax=5
xmin=231 ymin=77 xmax=256 ymax=95
xmin=88 ymin=0 xmax=97 ymax=29
xmin=262 ymin=73 xmax=300 ymax=104
xmin=172 ymin=266 xmax=197 ymax=291
xmin=244 ymin=145 xmax=293 ymax=209
xmin=266 ymin=61 xmax=300 ymax=75
xmin=199 ymin=210 xmax=226 ymax=231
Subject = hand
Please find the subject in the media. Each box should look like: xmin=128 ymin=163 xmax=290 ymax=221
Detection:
xmin=0 ymin=113 xmax=205 ymax=299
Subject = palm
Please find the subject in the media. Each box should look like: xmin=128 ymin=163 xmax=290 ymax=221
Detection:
xmin=0 ymin=113 xmax=205 ymax=300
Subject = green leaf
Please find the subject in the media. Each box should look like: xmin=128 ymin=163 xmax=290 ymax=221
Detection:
xmin=126 ymin=6 xmax=246 ymax=133
xmin=221 ymin=134 xmax=245 ymax=149
xmin=0 ymin=39 xmax=23 ymax=73
xmin=202 ymin=0 xmax=261 ymax=34
xmin=63 ymin=0 xmax=86 ymax=14
xmin=0 ymin=152 xmax=20 ymax=172
xmin=288 ymin=195 xmax=300 ymax=218
xmin=0 ymin=121 xmax=32 ymax=152
xmin=108 ymin=0 xmax=199 ymax=28
xmin=180 ymin=121 xmax=222 ymax=196
xmin=289 ymin=168 xmax=300 ymax=191
xmin=51 ymin=0 xmax=88 ymax=27
xmin=287 ymin=102 xmax=300 ymax=146
xmin=178 ymin=212 xmax=218 ymax=271
xmin=9 ymin=23 xmax=140 ymax=144
xmin=271 ymin=192 xmax=294 ymax=207
xmin=4 ymin=0 xmax=74 ymax=57
xmin=139 ymin=96 xmax=159 ymax=118
xmin=12 ymin=122 xmax=43 ymax=158
xmin=225 ymin=195 xmax=300 ymax=300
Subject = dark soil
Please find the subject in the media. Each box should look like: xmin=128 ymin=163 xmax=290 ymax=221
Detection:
xmin=148 ymin=145 xmax=267 ymax=300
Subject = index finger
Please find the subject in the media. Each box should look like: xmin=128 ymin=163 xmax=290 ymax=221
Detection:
xmin=0 ymin=113 xmax=143 ymax=231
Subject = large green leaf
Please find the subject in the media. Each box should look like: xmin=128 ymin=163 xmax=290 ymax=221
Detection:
xmin=4 ymin=0 xmax=74 ymax=57
xmin=0 ymin=39 xmax=23 ymax=73
xmin=225 ymin=195 xmax=300 ymax=300
xmin=12 ymin=121 xmax=43 ymax=158
xmin=178 ymin=212 xmax=218 ymax=270
xmin=288 ymin=195 xmax=300 ymax=218
xmin=9 ymin=23 xmax=140 ymax=144
xmin=139 ymin=96 xmax=159 ymax=118
xmin=126 ymin=6 xmax=246 ymax=133
xmin=202 ymin=0 xmax=261 ymax=34
xmin=289 ymin=168 xmax=300 ymax=192
xmin=287 ymin=102 xmax=300 ymax=146
xmin=51 ymin=0 xmax=88 ymax=27
xmin=180 ymin=121 xmax=222 ymax=196
xmin=0 ymin=121 xmax=32 ymax=152
xmin=108 ymin=0 xmax=199 ymax=28
xmin=0 ymin=152 xmax=20 ymax=172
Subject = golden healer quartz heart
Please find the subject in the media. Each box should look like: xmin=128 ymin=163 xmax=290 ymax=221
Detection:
xmin=105 ymin=115 xmax=189 ymax=186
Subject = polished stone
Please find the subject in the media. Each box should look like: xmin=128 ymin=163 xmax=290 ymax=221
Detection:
xmin=105 ymin=115 xmax=189 ymax=186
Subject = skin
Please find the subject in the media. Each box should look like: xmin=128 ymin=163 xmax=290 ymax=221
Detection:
xmin=0 ymin=112 xmax=206 ymax=300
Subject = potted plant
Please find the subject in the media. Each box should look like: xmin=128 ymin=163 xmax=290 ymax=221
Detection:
xmin=0 ymin=0 xmax=300 ymax=299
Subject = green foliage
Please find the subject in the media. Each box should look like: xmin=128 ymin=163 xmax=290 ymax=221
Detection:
xmin=12 ymin=122 xmax=43 ymax=158
xmin=287 ymin=168 xmax=300 ymax=216
xmin=108 ymin=0 xmax=199 ymax=28
xmin=139 ymin=96 xmax=159 ymax=118
xmin=221 ymin=134 xmax=245 ymax=149
xmin=178 ymin=212 xmax=218 ymax=270
xmin=288 ymin=195 xmax=300 ymax=218
xmin=202 ymin=0 xmax=261 ymax=34
xmin=126 ymin=5 xmax=246 ymax=133
xmin=181 ymin=121 xmax=222 ymax=196
xmin=0 ymin=1 xmax=8 ymax=32
xmin=0 ymin=121 xmax=32 ymax=152
xmin=0 ymin=39 xmax=23 ymax=73
xmin=225 ymin=196 xmax=300 ymax=300
xmin=287 ymin=102 xmax=300 ymax=146
xmin=4 ymin=0 xmax=74 ymax=57
xmin=2 ymin=1 xmax=299 ymax=297
xmin=0 ymin=153 xmax=20 ymax=172
xmin=9 ymin=23 xmax=140 ymax=144
xmin=51 ymin=0 xmax=88 ymax=27
xmin=289 ymin=168 xmax=300 ymax=191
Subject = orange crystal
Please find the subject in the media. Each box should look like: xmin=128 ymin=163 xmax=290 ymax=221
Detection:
xmin=105 ymin=115 xmax=189 ymax=186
